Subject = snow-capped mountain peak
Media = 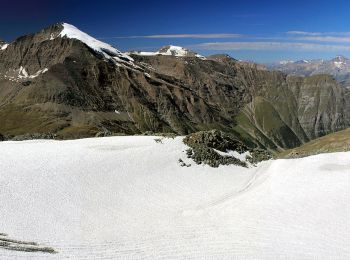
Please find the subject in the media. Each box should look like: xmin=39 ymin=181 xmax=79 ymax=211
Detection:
xmin=333 ymin=55 xmax=348 ymax=62
xmin=158 ymin=45 xmax=205 ymax=58
xmin=128 ymin=45 xmax=205 ymax=59
xmin=157 ymin=45 xmax=192 ymax=56
xmin=59 ymin=23 xmax=134 ymax=64
xmin=331 ymin=55 xmax=349 ymax=68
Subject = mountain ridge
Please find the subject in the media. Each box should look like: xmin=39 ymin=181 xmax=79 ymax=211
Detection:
xmin=268 ymin=55 xmax=350 ymax=89
xmin=1 ymin=23 xmax=350 ymax=152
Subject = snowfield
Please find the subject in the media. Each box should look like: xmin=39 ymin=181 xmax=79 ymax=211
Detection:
xmin=1 ymin=136 xmax=350 ymax=259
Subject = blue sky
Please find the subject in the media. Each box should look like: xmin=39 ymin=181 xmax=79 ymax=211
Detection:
xmin=3 ymin=0 xmax=350 ymax=62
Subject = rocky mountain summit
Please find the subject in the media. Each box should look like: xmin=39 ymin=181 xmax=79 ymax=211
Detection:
xmin=1 ymin=23 xmax=350 ymax=152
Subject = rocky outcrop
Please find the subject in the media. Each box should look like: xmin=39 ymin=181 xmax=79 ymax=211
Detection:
xmin=183 ymin=130 xmax=272 ymax=167
xmin=0 ymin=233 xmax=56 ymax=254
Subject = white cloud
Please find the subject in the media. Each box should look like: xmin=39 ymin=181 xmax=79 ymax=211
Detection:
xmin=287 ymin=31 xmax=324 ymax=36
xmin=297 ymin=36 xmax=350 ymax=43
xmin=287 ymin=31 xmax=350 ymax=43
xmin=287 ymin=31 xmax=350 ymax=36
xmin=101 ymin=33 xmax=242 ymax=39
xmin=192 ymin=41 xmax=350 ymax=51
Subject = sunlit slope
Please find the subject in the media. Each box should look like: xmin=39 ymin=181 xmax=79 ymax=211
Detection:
xmin=280 ymin=127 xmax=350 ymax=158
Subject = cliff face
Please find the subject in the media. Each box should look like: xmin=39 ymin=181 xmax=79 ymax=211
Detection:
xmin=1 ymin=23 xmax=350 ymax=150
xmin=232 ymin=74 xmax=350 ymax=150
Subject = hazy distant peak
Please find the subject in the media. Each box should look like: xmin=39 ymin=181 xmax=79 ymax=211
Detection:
xmin=207 ymin=54 xmax=236 ymax=61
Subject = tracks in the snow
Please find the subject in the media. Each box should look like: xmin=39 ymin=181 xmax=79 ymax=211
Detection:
xmin=182 ymin=161 xmax=272 ymax=216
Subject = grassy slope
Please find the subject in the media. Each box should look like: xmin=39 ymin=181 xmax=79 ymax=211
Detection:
xmin=232 ymin=96 xmax=303 ymax=152
xmin=279 ymin=127 xmax=350 ymax=158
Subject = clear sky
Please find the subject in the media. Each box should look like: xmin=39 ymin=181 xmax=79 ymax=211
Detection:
xmin=3 ymin=0 xmax=350 ymax=62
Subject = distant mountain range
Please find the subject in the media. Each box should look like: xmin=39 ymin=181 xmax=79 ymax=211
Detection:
xmin=1 ymin=22 xmax=350 ymax=152
xmin=267 ymin=55 xmax=350 ymax=88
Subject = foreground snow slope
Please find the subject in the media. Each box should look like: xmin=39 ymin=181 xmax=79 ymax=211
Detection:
xmin=1 ymin=136 xmax=350 ymax=259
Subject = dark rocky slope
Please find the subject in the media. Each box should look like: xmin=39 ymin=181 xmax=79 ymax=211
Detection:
xmin=133 ymin=54 xmax=350 ymax=151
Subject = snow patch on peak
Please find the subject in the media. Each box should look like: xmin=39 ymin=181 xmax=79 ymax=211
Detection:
xmin=158 ymin=45 xmax=189 ymax=56
xmin=159 ymin=45 xmax=205 ymax=59
xmin=0 ymin=43 xmax=8 ymax=51
xmin=59 ymin=23 xmax=134 ymax=63
xmin=334 ymin=61 xmax=344 ymax=69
